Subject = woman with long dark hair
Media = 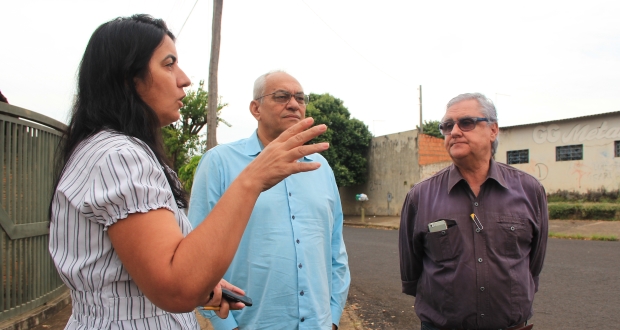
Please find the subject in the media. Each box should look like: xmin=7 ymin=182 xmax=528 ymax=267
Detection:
xmin=49 ymin=14 xmax=328 ymax=329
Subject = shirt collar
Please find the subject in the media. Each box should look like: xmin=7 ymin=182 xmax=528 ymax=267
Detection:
xmin=244 ymin=130 xmax=314 ymax=161
xmin=447 ymin=158 xmax=508 ymax=193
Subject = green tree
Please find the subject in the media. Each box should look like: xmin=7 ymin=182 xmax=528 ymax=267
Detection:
xmin=178 ymin=155 xmax=202 ymax=192
xmin=417 ymin=120 xmax=443 ymax=139
xmin=306 ymin=93 xmax=373 ymax=187
xmin=163 ymin=80 xmax=227 ymax=174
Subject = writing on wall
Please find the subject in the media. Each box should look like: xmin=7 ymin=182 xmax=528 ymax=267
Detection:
xmin=532 ymin=121 xmax=620 ymax=144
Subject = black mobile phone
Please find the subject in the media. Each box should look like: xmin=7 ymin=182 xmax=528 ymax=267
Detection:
xmin=222 ymin=288 xmax=253 ymax=307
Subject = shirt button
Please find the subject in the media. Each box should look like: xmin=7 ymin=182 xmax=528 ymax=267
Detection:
xmin=296 ymin=239 xmax=300 ymax=244
xmin=480 ymin=287 xmax=485 ymax=291
xmin=511 ymin=226 xmax=515 ymax=231
xmin=478 ymin=258 xmax=483 ymax=263
xmin=441 ymin=230 xmax=446 ymax=235
xmin=292 ymin=215 xmax=295 ymax=220
xmin=301 ymin=317 xmax=305 ymax=322
xmin=289 ymin=192 xmax=292 ymax=196
xmin=480 ymin=314 xmax=485 ymax=317
xmin=298 ymin=263 xmax=302 ymax=269
xmin=474 ymin=202 xmax=479 ymax=206
xmin=476 ymin=228 xmax=481 ymax=233
xmin=300 ymin=290 xmax=304 ymax=296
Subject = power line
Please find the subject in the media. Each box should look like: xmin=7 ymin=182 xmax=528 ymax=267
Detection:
xmin=167 ymin=0 xmax=182 ymax=22
xmin=177 ymin=0 xmax=200 ymax=38
xmin=300 ymin=0 xmax=407 ymax=86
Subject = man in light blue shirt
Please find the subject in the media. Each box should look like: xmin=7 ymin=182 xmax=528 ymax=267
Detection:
xmin=188 ymin=71 xmax=350 ymax=330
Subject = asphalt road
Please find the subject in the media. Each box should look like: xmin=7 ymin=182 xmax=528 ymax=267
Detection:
xmin=343 ymin=227 xmax=620 ymax=330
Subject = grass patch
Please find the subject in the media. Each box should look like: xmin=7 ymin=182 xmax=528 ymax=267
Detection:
xmin=549 ymin=231 xmax=619 ymax=241
xmin=591 ymin=234 xmax=619 ymax=241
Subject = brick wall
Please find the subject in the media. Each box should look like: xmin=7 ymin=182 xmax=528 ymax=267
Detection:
xmin=418 ymin=134 xmax=451 ymax=165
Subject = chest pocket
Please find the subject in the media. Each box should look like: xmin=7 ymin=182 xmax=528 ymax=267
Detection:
xmin=496 ymin=216 xmax=530 ymax=258
xmin=424 ymin=219 xmax=462 ymax=262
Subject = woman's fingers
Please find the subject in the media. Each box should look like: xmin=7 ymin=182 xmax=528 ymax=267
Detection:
xmin=203 ymin=280 xmax=247 ymax=315
xmin=228 ymin=301 xmax=245 ymax=310
xmin=273 ymin=117 xmax=316 ymax=144
xmin=203 ymin=284 xmax=222 ymax=308
xmin=263 ymin=122 xmax=328 ymax=165
xmin=214 ymin=299 xmax=230 ymax=319
xmin=282 ymin=123 xmax=327 ymax=151
xmin=273 ymin=118 xmax=328 ymax=151
xmin=293 ymin=142 xmax=329 ymax=159
xmin=239 ymin=117 xmax=330 ymax=192
xmin=219 ymin=279 xmax=245 ymax=296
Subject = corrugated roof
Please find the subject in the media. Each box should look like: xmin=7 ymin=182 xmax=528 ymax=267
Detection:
xmin=500 ymin=110 xmax=620 ymax=129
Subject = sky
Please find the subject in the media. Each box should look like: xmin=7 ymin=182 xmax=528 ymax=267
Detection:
xmin=1 ymin=0 xmax=619 ymax=143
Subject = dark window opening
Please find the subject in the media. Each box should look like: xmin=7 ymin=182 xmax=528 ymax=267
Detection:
xmin=556 ymin=144 xmax=583 ymax=161
xmin=507 ymin=149 xmax=529 ymax=164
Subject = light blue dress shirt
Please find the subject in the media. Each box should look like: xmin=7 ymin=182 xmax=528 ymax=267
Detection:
xmin=188 ymin=131 xmax=350 ymax=330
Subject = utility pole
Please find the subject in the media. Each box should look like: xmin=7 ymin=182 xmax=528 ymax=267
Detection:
xmin=419 ymin=85 xmax=423 ymax=134
xmin=206 ymin=0 xmax=223 ymax=150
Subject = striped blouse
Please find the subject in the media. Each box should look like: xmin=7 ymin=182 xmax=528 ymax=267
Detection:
xmin=49 ymin=130 xmax=199 ymax=329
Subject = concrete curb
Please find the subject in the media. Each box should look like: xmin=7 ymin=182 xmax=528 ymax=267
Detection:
xmin=344 ymin=223 xmax=399 ymax=230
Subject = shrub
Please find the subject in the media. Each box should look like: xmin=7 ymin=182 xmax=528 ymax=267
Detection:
xmin=548 ymin=203 xmax=581 ymax=219
xmin=547 ymin=188 xmax=620 ymax=203
xmin=582 ymin=204 xmax=618 ymax=220
xmin=548 ymin=202 xmax=620 ymax=220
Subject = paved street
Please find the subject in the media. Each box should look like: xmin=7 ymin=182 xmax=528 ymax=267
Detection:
xmin=19 ymin=221 xmax=620 ymax=330
xmin=344 ymin=227 xmax=420 ymax=330
xmin=343 ymin=226 xmax=620 ymax=330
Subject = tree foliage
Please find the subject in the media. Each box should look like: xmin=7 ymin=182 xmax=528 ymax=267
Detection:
xmin=417 ymin=120 xmax=443 ymax=139
xmin=178 ymin=155 xmax=202 ymax=193
xmin=163 ymin=80 xmax=227 ymax=174
xmin=306 ymin=93 xmax=372 ymax=187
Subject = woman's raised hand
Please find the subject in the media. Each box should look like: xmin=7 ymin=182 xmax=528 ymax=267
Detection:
xmin=241 ymin=117 xmax=329 ymax=192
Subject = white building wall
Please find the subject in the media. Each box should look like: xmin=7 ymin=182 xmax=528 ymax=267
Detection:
xmin=496 ymin=111 xmax=620 ymax=193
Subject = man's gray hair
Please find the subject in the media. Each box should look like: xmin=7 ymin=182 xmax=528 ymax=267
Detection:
xmin=253 ymin=70 xmax=288 ymax=101
xmin=446 ymin=93 xmax=499 ymax=156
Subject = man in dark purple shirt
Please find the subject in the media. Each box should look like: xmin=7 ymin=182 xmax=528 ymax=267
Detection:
xmin=399 ymin=93 xmax=548 ymax=330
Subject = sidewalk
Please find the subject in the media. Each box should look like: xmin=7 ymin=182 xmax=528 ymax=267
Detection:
xmin=344 ymin=215 xmax=620 ymax=238
xmin=27 ymin=302 xmax=364 ymax=330
xmin=344 ymin=214 xmax=400 ymax=230
xmin=21 ymin=216 xmax=619 ymax=330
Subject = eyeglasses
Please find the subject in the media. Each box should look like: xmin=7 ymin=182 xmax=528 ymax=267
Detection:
xmin=438 ymin=117 xmax=489 ymax=135
xmin=255 ymin=90 xmax=309 ymax=106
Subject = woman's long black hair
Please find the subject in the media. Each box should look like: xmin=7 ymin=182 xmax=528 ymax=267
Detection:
xmin=50 ymin=14 xmax=188 ymax=215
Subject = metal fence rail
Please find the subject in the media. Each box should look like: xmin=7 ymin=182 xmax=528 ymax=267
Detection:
xmin=0 ymin=102 xmax=67 ymax=322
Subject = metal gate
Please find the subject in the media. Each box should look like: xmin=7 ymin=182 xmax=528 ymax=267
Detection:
xmin=0 ymin=102 xmax=67 ymax=322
